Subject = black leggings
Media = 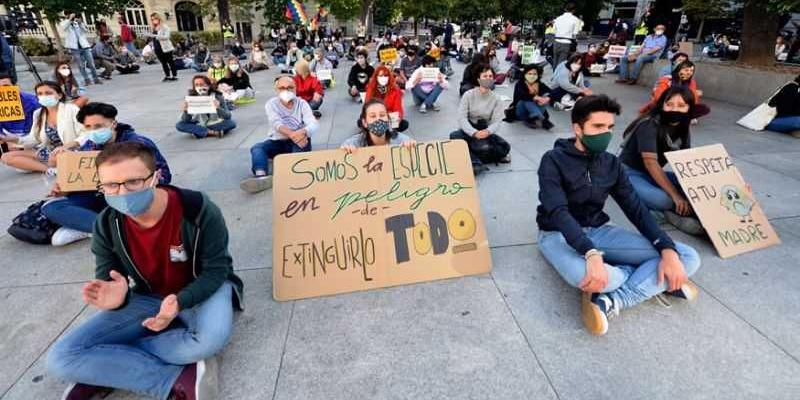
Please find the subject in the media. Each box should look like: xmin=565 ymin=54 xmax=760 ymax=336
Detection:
xmin=155 ymin=49 xmax=177 ymax=78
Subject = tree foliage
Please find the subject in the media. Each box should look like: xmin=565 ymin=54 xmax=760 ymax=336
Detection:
xmin=5 ymin=0 xmax=128 ymax=21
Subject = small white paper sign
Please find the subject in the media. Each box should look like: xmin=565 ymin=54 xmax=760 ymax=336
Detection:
xmin=589 ymin=64 xmax=605 ymax=74
xmin=316 ymin=69 xmax=332 ymax=81
xmin=420 ymin=67 xmax=440 ymax=82
xmin=389 ymin=112 xmax=400 ymax=129
xmin=186 ymin=96 xmax=216 ymax=114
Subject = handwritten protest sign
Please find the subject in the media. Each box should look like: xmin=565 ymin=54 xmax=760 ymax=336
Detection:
xmin=272 ymin=140 xmax=492 ymax=301
xmin=379 ymin=47 xmax=398 ymax=64
xmin=57 ymin=151 xmax=101 ymax=192
xmin=316 ymin=69 xmax=332 ymax=81
xmin=460 ymin=38 xmax=474 ymax=49
xmin=665 ymin=144 xmax=780 ymax=258
xmin=520 ymin=45 xmax=535 ymax=64
xmin=185 ymin=96 xmax=216 ymax=114
xmin=0 ymin=86 xmax=24 ymax=122
xmin=420 ymin=67 xmax=440 ymax=82
xmin=606 ymin=45 xmax=627 ymax=58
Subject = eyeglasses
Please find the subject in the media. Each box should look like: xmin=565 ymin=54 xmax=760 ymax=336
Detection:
xmin=97 ymin=172 xmax=155 ymax=194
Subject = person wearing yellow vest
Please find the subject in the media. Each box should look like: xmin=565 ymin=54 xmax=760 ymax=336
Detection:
xmin=222 ymin=20 xmax=236 ymax=51
xmin=634 ymin=22 xmax=648 ymax=45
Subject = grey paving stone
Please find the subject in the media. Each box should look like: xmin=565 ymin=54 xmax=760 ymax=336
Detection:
xmin=476 ymin=170 xmax=539 ymax=248
xmin=206 ymin=190 xmax=273 ymax=270
xmin=274 ymin=275 xmax=558 ymax=400
xmin=0 ymin=283 xmax=85 ymax=397
xmin=490 ymin=244 xmax=800 ymax=400
xmin=0 ymin=235 xmax=93 ymax=288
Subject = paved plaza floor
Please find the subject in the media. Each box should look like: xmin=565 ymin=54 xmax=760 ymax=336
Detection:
xmin=1 ymin=52 xmax=800 ymax=400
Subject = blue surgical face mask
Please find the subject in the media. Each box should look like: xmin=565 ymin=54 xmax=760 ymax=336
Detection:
xmin=38 ymin=95 xmax=59 ymax=108
xmin=105 ymin=186 xmax=155 ymax=216
xmin=88 ymin=126 xmax=114 ymax=145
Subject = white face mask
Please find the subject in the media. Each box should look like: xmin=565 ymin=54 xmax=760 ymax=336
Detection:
xmin=570 ymin=63 xmax=581 ymax=72
xmin=58 ymin=68 xmax=71 ymax=77
xmin=195 ymin=87 xmax=209 ymax=95
xmin=278 ymin=90 xmax=295 ymax=103
xmin=229 ymin=64 xmax=240 ymax=72
xmin=655 ymin=30 xmax=664 ymax=36
xmin=377 ymin=76 xmax=389 ymax=86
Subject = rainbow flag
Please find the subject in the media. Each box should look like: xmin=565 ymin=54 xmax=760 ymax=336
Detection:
xmin=285 ymin=0 xmax=308 ymax=25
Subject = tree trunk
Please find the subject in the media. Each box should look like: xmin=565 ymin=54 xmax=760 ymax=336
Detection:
xmin=695 ymin=17 xmax=705 ymax=42
xmin=739 ymin=1 xmax=777 ymax=66
xmin=218 ymin=0 xmax=230 ymax=49
xmin=360 ymin=0 xmax=374 ymax=35
xmin=47 ymin=17 xmax=65 ymax=55
xmin=414 ymin=18 xmax=418 ymax=38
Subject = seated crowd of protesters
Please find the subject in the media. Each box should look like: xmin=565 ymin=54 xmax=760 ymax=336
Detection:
xmin=10 ymin=19 xmax=784 ymax=397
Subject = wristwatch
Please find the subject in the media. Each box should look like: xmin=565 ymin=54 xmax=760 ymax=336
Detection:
xmin=584 ymin=249 xmax=604 ymax=260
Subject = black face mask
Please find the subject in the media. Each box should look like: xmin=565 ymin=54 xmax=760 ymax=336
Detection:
xmin=661 ymin=110 xmax=690 ymax=125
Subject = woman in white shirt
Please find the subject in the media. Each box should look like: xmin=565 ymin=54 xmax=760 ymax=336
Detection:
xmin=0 ymin=81 xmax=85 ymax=174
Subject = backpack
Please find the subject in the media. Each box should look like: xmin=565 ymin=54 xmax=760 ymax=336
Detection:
xmin=7 ymin=200 xmax=60 ymax=244
xmin=469 ymin=134 xmax=511 ymax=164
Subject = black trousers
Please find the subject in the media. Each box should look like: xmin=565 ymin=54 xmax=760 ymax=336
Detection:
xmin=155 ymin=49 xmax=177 ymax=78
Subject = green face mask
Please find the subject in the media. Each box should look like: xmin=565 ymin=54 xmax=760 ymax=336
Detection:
xmin=580 ymin=131 xmax=612 ymax=154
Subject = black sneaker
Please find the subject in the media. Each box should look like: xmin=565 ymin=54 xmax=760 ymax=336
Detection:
xmin=162 ymin=76 xmax=170 ymax=82
xmin=665 ymin=280 xmax=699 ymax=302
xmin=581 ymin=292 xmax=618 ymax=336
xmin=524 ymin=118 xmax=540 ymax=129
xmin=61 ymin=383 xmax=113 ymax=400
xmin=472 ymin=164 xmax=489 ymax=176
xmin=313 ymin=110 xmax=322 ymax=119
xmin=664 ymin=211 xmax=705 ymax=236
xmin=541 ymin=119 xmax=554 ymax=130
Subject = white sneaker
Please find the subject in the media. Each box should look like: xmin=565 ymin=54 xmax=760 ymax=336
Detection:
xmin=240 ymin=175 xmax=273 ymax=194
xmin=419 ymin=104 xmax=427 ymax=113
xmin=51 ymin=227 xmax=91 ymax=246
xmin=45 ymin=168 xmax=57 ymax=178
xmin=431 ymin=103 xmax=441 ymax=111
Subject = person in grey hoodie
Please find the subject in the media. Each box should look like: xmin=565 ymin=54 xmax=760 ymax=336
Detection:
xmin=536 ymin=94 xmax=701 ymax=336
xmin=548 ymin=53 xmax=592 ymax=111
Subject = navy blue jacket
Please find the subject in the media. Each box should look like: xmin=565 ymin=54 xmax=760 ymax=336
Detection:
xmin=80 ymin=123 xmax=172 ymax=184
xmin=536 ymin=138 xmax=676 ymax=255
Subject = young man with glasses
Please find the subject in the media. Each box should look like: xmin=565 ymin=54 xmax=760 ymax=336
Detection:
xmin=536 ymin=95 xmax=701 ymax=336
xmin=47 ymin=141 xmax=243 ymax=400
xmin=41 ymin=102 xmax=171 ymax=246
xmin=240 ymin=75 xmax=318 ymax=194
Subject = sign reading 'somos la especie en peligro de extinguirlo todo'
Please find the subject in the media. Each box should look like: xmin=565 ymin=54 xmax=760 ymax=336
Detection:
xmin=271 ymin=140 xmax=492 ymax=301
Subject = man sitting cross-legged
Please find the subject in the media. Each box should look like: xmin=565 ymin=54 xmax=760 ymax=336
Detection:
xmin=536 ymin=94 xmax=702 ymax=336
xmin=47 ymin=141 xmax=244 ymax=400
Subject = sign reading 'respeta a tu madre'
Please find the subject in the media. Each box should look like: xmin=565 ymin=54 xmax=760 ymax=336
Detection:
xmin=271 ymin=140 xmax=492 ymax=301
xmin=665 ymin=144 xmax=780 ymax=258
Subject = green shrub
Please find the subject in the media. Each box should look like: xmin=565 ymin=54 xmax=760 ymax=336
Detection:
xmin=195 ymin=31 xmax=223 ymax=48
xmin=170 ymin=31 xmax=186 ymax=45
xmin=20 ymin=37 xmax=54 ymax=57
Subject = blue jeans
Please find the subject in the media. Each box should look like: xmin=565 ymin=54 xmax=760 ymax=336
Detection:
xmin=250 ymin=138 xmax=311 ymax=174
xmin=176 ymin=119 xmax=237 ymax=138
xmin=273 ymin=55 xmax=286 ymax=67
xmin=619 ymin=53 xmax=657 ymax=81
xmin=47 ymin=282 xmax=234 ymax=400
xmin=123 ymin=41 xmax=141 ymax=58
xmin=307 ymin=98 xmax=323 ymax=111
xmin=538 ymin=225 xmax=701 ymax=310
xmin=42 ymin=192 xmax=107 ymax=233
xmin=69 ymin=48 xmax=99 ymax=85
xmin=515 ymin=100 xmax=545 ymax=120
xmin=624 ymin=165 xmax=681 ymax=211
xmin=766 ymin=116 xmax=800 ymax=133
xmin=411 ymin=84 xmax=444 ymax=107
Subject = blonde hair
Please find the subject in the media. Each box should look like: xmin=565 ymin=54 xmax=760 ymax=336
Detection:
xmin=294 ymin=59 xmax=310 ymax=77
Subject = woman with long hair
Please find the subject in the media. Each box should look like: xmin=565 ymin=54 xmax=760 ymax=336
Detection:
xmin=145 ymin=13 xmax=178 ymax=82
xmin=619 ymin=85 xmax=703 ymax=235
xmin=640 ymin=60 xmax=710 ymax=120
xmin=363 ymin=65 xmax=408 ymax=132
xmin=52 ymin=61 xmax=89 ymax=107
xmin=0 ymin=81 xmax=85 ymax=173
xmin=341 ymin=99 xmax=415 ymax=151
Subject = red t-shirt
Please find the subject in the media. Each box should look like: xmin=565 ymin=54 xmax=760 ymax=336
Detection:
xmin=124 ymin=188 xmax=192 ymax=298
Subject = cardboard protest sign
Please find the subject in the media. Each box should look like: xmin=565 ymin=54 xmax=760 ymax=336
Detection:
xmin=0 ymin=86 xmax=24 ymax=122
xmin=57 ymin=151 xmax=101 ymax=192
xmin=316 ymin=69 xmax=333 ymax=81
xmin=606 ymin=45 xmax=627 ymax=58
xmin=665 ymin=144 xmax=780 ymax=258
xmin=420 ymin=67 xmax=440 ymax=82
xmin=379 ymin=47 xmax=398 ymax=64
xmin=589 ymin=64 xmax=605 ymax=74
xmin=272 ymin=140 xmax=492 ymax=301
xmin=185 ymin=96 xmax=216 ymax=114
xmin=520 ymin=45 xmax=535 ymax=64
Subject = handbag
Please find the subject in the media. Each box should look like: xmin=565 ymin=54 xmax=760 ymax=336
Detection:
xmin=7 ymin=200 xmax=60 ymax=244
xmin=736 ymin=83 xmax=788 ymax=131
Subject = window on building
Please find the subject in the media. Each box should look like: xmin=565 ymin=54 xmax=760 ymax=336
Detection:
xmin=175 ymin=2 xmax=204 ymax=32
xmin=124 ymin=0 xmax=148 ymax=27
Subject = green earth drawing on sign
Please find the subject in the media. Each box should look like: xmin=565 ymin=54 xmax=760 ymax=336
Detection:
xmin=719 ymin=185 xmax=754 ymax=223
